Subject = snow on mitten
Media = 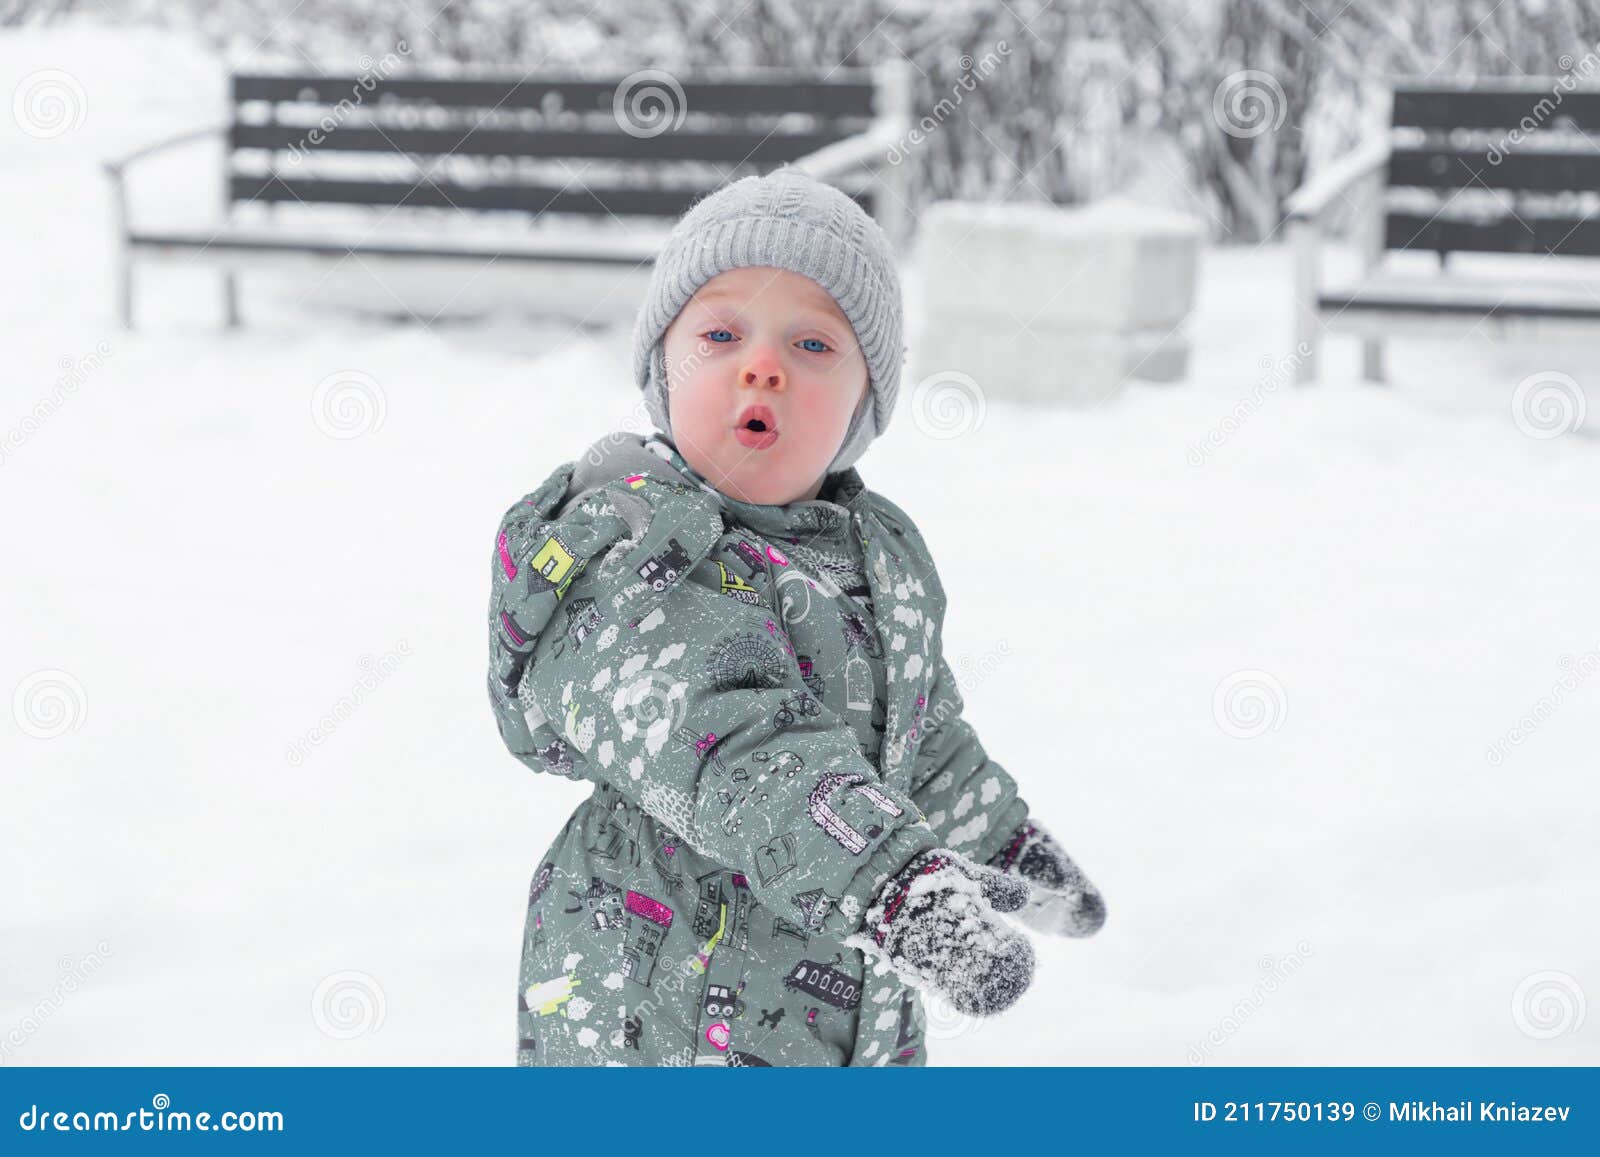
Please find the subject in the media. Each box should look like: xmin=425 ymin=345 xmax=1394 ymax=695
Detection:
xmin=987 ymin=819 xmax=1107 ymax=938
xmin=845 ymin=848 xmax=1035 ymax=1017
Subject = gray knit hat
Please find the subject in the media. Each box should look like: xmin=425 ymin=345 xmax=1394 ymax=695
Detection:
xmin=630 ymin=166 xmax=905 ymax=476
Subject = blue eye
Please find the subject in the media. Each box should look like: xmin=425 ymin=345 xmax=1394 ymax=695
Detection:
xmin=703 ymin=329 xmax=735 ymax=344
xmin=797 ymin=338 xmax=831 ymax=353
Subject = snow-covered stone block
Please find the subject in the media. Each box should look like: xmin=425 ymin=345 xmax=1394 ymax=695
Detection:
xmin=909 ymin=313 xmax=1190 ymax=407
xmin=914 ymin=197 xmax=1201 ymax=331
xmin=908 ymin=197 xmax=1199 ymax=403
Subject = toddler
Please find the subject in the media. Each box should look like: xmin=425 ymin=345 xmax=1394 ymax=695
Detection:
xmin=486 ymin=167 xmax=1104 ymax=1067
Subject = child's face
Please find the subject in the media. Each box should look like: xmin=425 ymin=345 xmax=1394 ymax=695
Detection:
xmin=661 ymin=266 xmax=869 ymax=505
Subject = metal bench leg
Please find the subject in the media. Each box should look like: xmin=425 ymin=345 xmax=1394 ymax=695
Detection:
xmin=1289 ymin=217 xmax=1319 ymax=384
xmin=117 ymin=253 xmax=134 ymax=330
xmin=106 ymin=164 xmax=136 ymax=330
xmin=1361 ymin=338 xmax=1385 ymax=383
xmin=1295 ymin=314 xmax=1319 ymax=384
xmin=223 ymin=270 xmax=241 ymax=328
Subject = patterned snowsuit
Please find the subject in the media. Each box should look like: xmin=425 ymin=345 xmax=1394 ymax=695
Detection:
xmin=486 ymin=431 xmax=1030 ymax=1066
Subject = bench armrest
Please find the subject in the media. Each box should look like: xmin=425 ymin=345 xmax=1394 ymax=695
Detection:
xmin=791 ymin=59 xmax=914 ymax=250
xmin=102 ymin=122 xmax=229 ymax=177
xmin=1285 ymin=136 xmax=1390 ymax=222
xmin=790 ymin=117 xmax=908 ymax=181
xmin=1288 ymin=136 xmax=1391 ymax=382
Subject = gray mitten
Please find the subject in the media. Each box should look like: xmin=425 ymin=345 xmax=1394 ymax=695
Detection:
xmin=986 ymin=818 xmax=1107 ymax=938
xmin=846 ymin=847 xmax=1035 ymax=1017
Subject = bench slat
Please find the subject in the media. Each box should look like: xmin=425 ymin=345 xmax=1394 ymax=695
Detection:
xmin=1385 ymin=211 xmax=1600 ymax=257
xmin=228 ymin=174 xmax=874 ymax=216
xmin=1317 ymin=292 xmax=1600 ymax=320
xmin=229 ymin=122 xmax=855 ymax=163
xmin=1392 ymin=86 xmax=1600 ymax=130
xmin=1317 ymin=268 xmax=1600 ymax=319
xmin=1388 ymin=144 xmax=1600 ymax=192
xmin=127 ymin=227 xmax=665 ymax=265
xmin=231 ymin=73 xmax=878 ymax=117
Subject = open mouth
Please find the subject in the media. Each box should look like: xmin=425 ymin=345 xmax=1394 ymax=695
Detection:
xmin=734 ymin=405 xmax=780 ymax=449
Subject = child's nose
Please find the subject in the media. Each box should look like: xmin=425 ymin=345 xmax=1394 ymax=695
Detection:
xmin=740 ymin=348 xmax=785 ymax=391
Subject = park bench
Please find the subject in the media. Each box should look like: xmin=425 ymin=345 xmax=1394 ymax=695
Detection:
xmin=1288 ymin=78 xmax=1600 ymax=383
xmin=103 ymin=62 xmax=913 ymax=328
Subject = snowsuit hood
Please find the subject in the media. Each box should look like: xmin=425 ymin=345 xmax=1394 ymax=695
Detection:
xmin=487 ymin=430 xmax=1030 ymax=1065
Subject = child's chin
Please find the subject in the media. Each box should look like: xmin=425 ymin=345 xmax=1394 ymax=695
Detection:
xmin=726 ymin=474 xmax=800 ymax=506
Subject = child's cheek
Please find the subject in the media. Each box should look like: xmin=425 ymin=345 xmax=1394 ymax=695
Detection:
xmin=674 ymin=375 xmax=726 ymax=437
xmin=795 ymin=383 xmax=853 ymax=444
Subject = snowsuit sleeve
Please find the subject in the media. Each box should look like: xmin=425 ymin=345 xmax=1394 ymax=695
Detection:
xmin=488 ymin=469 xmax=940 ymax=941
xmin=904 ymin=632 xmax=1031 ymax=869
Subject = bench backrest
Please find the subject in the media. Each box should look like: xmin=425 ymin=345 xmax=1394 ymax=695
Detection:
xmin=226 ymin=69 xmax=891 ymax=220
xmin=1384 ymin=79 xmax=1600 ymax=259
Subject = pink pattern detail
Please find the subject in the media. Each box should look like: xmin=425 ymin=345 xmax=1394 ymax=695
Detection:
xmin=625 ymin=890 xmax=674 ymax=928
xmin=764 ymin=619 xmax=795 ymax=656
xmin=497 ymin=530 xmax=517 ymax=580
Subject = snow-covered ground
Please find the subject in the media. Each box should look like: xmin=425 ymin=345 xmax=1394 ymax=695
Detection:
xmin=3 ymin=20 xmax=1597 ymax=1066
